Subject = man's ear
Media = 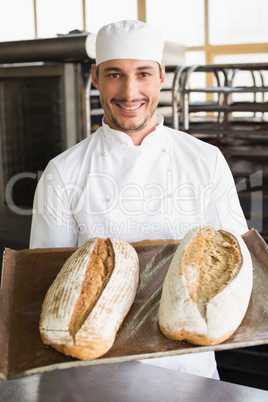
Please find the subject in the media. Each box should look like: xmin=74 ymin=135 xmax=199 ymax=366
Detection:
xmin=160 ymin=65 xmax=165 ymax=89
xmin=91 ymin=64 xmax=99 ymax=90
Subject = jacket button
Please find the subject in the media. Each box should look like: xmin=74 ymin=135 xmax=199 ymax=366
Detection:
xmin=103 ymin=150 xmax=109 ymax=157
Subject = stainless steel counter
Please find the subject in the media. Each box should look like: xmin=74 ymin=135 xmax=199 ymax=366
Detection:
xmin=0 ymin=361 xmax=267 ymax=402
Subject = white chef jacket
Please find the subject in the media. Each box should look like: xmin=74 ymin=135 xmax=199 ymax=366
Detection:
xmin=30 ymin=114 xmax=248 ymax=379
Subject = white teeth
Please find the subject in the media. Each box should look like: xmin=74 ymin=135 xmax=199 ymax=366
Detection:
xmin=119 ymin=104 xmax=141 ymax=110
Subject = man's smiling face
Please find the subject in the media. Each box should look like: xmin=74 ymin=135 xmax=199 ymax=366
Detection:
xmin=92 ymin=59 xmax=165 ymax=144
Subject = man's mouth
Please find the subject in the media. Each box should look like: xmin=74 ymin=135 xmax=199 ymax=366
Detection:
xmin=112 ymin=99 xmax=147 ymax=112
xmin=118 ymin=103 xmax=143 ymax=110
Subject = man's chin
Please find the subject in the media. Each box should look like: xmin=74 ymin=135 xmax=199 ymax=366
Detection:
xmin=111 ymin=119 xmax=146 ymax=133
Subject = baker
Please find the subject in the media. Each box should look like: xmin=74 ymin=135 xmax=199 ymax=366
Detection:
xmin=30 ymin=20 xmax=248 ymax=379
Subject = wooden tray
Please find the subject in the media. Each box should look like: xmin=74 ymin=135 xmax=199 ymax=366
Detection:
xmin=1 ymin=229 xmax=268 ymax=379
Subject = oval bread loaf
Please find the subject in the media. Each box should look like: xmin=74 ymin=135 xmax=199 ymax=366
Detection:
xmin=159 ymin=226 xmax=253 ymax=346
xmin=40 ymin=237 xmax=139 ymax=360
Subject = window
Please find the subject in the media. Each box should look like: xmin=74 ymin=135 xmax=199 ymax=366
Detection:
xmin=36 ymin=0 xmax=83 ymax=38
xmin=0 ymin=1 xmax=268 ymax=66
xmin=213 ymin=53 xmax=268 ymax=64
xmin=209 ymin=0 xmax=268 ymax=45
xmin=185 ymin=51 xmax=206 ymax=66
xmin=0 ymin=0 xmax=35 ymax=41
xmin=85 ymin=0 xmax=137 ymax=34
xmin=146 ymin=0 xmax=204 ymax=46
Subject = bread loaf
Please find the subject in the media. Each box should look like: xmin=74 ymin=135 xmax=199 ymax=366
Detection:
xmin=159 ymin=226 xmax=253 ymax=346
xmin=40 ymin=237 xmax=139 ymax=360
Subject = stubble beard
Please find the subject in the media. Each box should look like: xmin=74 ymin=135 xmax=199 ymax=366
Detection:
xmin=100 ymin=96 xmax=158 ymax=133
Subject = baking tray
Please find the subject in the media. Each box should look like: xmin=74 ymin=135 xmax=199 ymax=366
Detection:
xmin=1 ymin=229 xmax=268 ymax=380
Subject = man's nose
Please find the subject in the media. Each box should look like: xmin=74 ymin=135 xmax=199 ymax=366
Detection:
xmin=122 ymin=76 xmax=137 ymax=99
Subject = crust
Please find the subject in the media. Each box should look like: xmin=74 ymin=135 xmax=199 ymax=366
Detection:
xmin=51 ymin=336 xmax=112 ymax=360
xmin=40 ymin=237 xmax=139 ymax=360
xmin=159 ymin=324 xmax=235 ymax=346
xmin=159 ymin=226 xmax=253 ymax=346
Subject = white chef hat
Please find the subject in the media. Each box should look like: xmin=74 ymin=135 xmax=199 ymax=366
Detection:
xmin=95 ymin=20 xmax=164 ymax=66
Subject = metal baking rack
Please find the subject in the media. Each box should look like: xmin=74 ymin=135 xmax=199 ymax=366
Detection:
xmin=169 ymin=62 xmax=268 ymax=241
xmin=171 ymin=63 xmax=268 ymax=140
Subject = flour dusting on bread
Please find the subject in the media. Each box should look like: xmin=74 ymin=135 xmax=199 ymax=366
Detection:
xmin=159 ymin=226 xmax=253 ymax=346
xmin=40 ymin=237 xmax=139 ymax=360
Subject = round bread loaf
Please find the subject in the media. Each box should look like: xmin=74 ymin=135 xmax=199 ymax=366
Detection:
xmin=159 ymin=226 xmax=253 ymax=346
xmin=40 ymin=237 xmax=139 ymax=360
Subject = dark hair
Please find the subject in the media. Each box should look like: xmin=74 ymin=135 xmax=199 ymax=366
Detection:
xmin=95 ymin=65 xmax=100 ymax=79
xmin=158 ymin=63 xmax=163 ymax=79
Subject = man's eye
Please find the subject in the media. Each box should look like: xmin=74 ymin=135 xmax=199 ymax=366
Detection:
xmin=109 ymin=73 xmax=120 ymax=78
xmin=140 ymin=72 xmax=150 ymax=78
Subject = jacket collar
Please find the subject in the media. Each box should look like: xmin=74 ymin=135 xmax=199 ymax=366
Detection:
xmin=101 ymin=113 xmax=165 ymax=147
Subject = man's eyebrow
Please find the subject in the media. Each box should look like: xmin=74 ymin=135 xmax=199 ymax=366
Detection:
xmin=136 ymin=65 xmax=155 ymax=71
xmin=103 ymin=65 xmax=155 ymax=73
xmin=103 ymin=67 xmax=122 ymax=73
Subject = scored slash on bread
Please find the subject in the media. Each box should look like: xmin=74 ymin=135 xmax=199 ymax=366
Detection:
xmin=159 ymin=226 xmax=253 ymax=346
xmin=40 ymin=237 xmax=139 ymax=360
